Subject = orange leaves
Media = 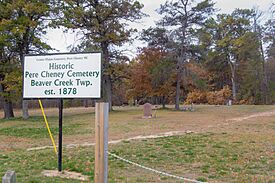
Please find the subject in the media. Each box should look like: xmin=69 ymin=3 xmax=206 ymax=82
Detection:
xmin=185 ymin=90 xmax=207 ymax=104
xmin=127 ymin=57 xmax=152 ymax=98
xmin=185 ymin=86 xmax=232 ymax=105
xmin=186 ymin=62 xmax=208 ymax=78
xmin=127 ymin=47 xmax=172 ymax=99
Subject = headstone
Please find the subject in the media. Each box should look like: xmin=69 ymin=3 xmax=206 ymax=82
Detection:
xmin=143 ymin=103 xmax=152 ymax=118
xmin=129 ymin=99 xmax=134 ymax=106
xmin=190 ymin=103 xmax=195 ymax=112
xmin=153 ymin=105 xmax=158 ymax=118
xmin=2 ymin=171 xmax=16 ymax=183
xmin=182 ymin=103 xmax=195 ymax=112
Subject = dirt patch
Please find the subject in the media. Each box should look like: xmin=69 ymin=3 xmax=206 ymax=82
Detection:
xmin=26 ymin=110 xmax=275 ymax=151
xmin=227 ymin=110 xmax=275 ymax=122
xmin=27 ymin=130 xmax=195 ymax=151
xmin=0 ymin=136 xmax=31 ymax=151
xmin=42 ymin=170 xmax=89 ymax=181
xmin=2 ymin=106 xmax=275 ymax=152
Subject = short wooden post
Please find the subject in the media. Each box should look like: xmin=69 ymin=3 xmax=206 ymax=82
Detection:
xmin=94 ymin=102 xmax=109 ymax=183
xmin=2 ymin=171 xmax=16 ymax=183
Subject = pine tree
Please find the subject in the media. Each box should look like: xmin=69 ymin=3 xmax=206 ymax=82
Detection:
xmin=157 ymin=0 xmax=215 ymax=110
xmin=57 ymin=0 xmax=144 ymax=110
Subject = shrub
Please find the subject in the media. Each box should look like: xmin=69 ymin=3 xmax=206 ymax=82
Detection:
xmin=206 ymin=86 xmax=231 ymax=105
xmin=185 ymin=90 xmax=207 ymax=104
xmin=185 ymin=86 xmax=232 ymax=105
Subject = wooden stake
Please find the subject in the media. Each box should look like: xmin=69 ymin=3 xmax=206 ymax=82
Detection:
xmin=94 ymin=102 xmax=109 ymax=183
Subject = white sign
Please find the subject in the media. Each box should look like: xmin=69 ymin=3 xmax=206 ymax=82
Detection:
xmin=23 ymin=53 xmax=101 ymax=98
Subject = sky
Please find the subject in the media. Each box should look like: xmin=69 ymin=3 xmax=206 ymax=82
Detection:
xmin=45 ymin=0 xmax=274 ymax=57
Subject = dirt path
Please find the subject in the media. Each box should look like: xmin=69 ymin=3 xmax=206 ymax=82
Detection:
xmin=26 ymin=109 xmax=275 ymax=152
xmin=27 ymin=130 xmax=194 ymax=151
xmin=226 ymin=110 xmax=275 ymax=122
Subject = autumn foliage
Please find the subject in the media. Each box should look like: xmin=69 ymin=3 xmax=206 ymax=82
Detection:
xmin=185 ymin=91 xmax=207 ymax=104
xmin=206 ymin=86 xmax=232 ymax=105
xmin=127 ymin=47 xmax=174 ymax=103
xmin=185 ymin=86 xmax=232 ymax=105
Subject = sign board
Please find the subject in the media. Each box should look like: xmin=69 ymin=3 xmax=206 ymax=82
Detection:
xmin=23 ymin=52 xmax=101 ymax=99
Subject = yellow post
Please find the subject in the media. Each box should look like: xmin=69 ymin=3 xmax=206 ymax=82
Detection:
xmin=38 ymin=99 xmax=58 ymax=155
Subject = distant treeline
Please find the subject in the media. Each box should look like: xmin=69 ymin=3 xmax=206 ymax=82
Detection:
xmin=0 ymin=99 xmax=96 ymax=109
xmin=0 ymin=1 xmax=274 ymax=119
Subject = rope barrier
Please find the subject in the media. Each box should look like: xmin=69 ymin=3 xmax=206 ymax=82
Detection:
xmin=108 ymin=152 xmax=205 ymax=183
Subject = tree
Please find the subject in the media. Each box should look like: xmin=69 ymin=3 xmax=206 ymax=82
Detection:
xmin=140 ymin=27 xmax=178 ymax=107
xmin=0 ymin=51 xmax=17 ymax=119
xmin=127 ymin=48 xmax=156 ymax=101
xmin=264 ymin=4 xmax=275 ymax=60
xmin=127 ymin=47 xmax=174 ymax=107
xmin=0 ymin=0 xmax=22 ymax=118
xmin=2 ymin=0 xmax=53 ymax=119
xmin=58 ymin=0 xmax=144 ymax=110
xmin=150 ymin=57 xmax=175 ymax=108
xmin=266 ymin=57 xmax=275 ymax=103
xmin=199 ymin=9 xmax=272 ymax=104
xmin=157 ymin=0 xmax=215 ymax=110
xmin=141 ymin=27 xmax=171 ymax=50
xmin=217 ymin=10 xmax=254 ymax=100
xmin=252 ymin=8 xmax=271 ymax=104
xmin=203 ymin=9 xmax=259 ymax=101
xmin=0 ymin=65 xmax=22 ymax=118
xmin=1 ymin=1 xmax=13 ymax=118
xmin=264 ymin=4 xmax=275 ymax=103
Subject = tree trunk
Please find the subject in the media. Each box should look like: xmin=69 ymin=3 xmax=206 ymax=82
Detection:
xmin=101 ymin=42 xmax=112 ymax=111
xmin=229 ymin=61 xmax=237 ymax=101
xmin=175 ymin=53 xmax=185 ymax=110
xmin=260 ymin=40 xmax=269 ymax=104
xmin=22 ymin=100 xmax=29 ymax=119
xmin=231 ymin=76 xmax=237 ymax=101
xmin=0 ymin=84 xmax=14 ymax=119
xmin=162 ymin=96 xmax=166 ymax=108
xmin=175 ymin=26 xmax=187 ymax=110
xmin=4 ymin=100 xmax=14 ymax=119
xmin=105 ymin=75 xmax=112 ymax=110
xmin=83 ymin=99 xmax=89 ymax=108
xmin=175 ymin=71 xmax=181 ymax=110
xmin=253 ymin=14 xmax=270 ymax=104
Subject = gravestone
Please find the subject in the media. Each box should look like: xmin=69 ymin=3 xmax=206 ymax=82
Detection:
xmin=153 ymin=105 xmax=158 ymax=118
xmin=143 ymin=103 xmax=152 ymax=118
xmin=2 ymin=170 xmax=16 ymax=183
xmin=182 ymin=103 xmax=195 ymax=112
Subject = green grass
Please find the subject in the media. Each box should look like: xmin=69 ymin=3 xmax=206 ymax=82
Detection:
xmin=0 ymin=133 xmax=274 ymax=182
xmin=0 ymin=105 xmax=274 ymax=182
xmin=0 ymin=115 xmax=90 ymax=138
xmin=0 ymin=124 xmax=84 ymax=138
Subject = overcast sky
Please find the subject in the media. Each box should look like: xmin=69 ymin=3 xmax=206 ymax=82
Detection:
xmin=45 ymin=0 xmax=274 ymax=56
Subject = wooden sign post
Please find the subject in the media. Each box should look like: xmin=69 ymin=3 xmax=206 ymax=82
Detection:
xmin=94 ymin=102 xmax=109 ymax=183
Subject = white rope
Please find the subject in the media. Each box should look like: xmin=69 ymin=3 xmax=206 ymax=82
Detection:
xmin=108 ymin=152 xmax=206 ymax=183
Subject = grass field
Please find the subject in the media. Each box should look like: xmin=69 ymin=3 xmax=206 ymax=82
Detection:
xmin=0 ymin=105 xmax=274 ymax=182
